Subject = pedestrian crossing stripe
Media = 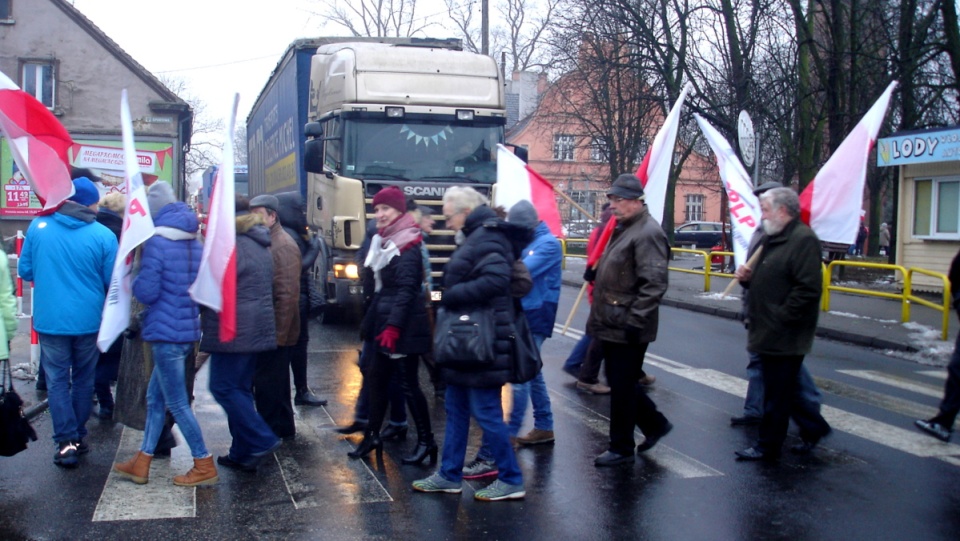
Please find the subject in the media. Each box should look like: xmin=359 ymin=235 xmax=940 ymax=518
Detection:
xmin=838 ymin=370 xmax=944 ymax=399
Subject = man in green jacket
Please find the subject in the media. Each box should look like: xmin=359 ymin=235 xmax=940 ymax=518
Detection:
xmin=733 ymin=187 xmax=831 ymax=461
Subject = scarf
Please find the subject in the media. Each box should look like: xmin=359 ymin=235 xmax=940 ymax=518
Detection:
xmin=364 ymin=213 xmax=422 ymax=291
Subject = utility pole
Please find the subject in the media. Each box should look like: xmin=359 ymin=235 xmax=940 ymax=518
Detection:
xmin=482 ymin=0 xmax=489 ymax=55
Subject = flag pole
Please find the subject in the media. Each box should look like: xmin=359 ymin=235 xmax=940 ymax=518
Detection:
xmin=720 ymin=246 xmax=763 ymax=298
xmin=551 ymin=183 xmax=600 ymax=223
xmin=561 ymin=281 xmax=589 ymax=336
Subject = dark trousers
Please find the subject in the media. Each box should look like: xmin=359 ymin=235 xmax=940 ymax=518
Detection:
xmin=290 ymin=305 xmax=310 ymax=392
xmin=354 ymin=340 xmax=407 ymax=425
xmin=254 ymin=346 xmax=296 ymax=439
xmin=94 ymin=338 xmax=123 ymax=409
xmin=757 ymin=354 xmax=831 ymax=455
xmin=579 ymin=336 xmax=605 ymax=384
xmin=602 ymin=341 xmax=670 ymax=455
xmin=932 ymin=333 xmax=960 ymax=429
xmin=367 ymin=351 xmax=432 ymax=439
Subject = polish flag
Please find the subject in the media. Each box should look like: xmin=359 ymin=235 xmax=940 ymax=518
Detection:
xmin=800 ymin=81 xmax=898 ymax=244
xmin=637 ymin=83 xmax=692 ymax=225
xmin=98 ymin=90 xmax=156 ymax=352
xmin=496 ymin=144 xmax=563 ymax=237
xmin=0 ymin=70 xmax=74 ymax=210
xmin=586 ymin=217 xmax=617 ymax=269
xmin=190 ymin=94 xmax=239 ymax=341
xmin=694 ymin=114 xmax=761 ymax=268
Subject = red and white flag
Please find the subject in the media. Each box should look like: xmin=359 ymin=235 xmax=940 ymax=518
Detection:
xmin=694 ymin=114 xmax=761 ymax=267
xmin=637 ymin=83 xmax=691 ymax=225
xmin=190 ymin=94 xmax=239 ymax=342
xmin=800 ymin=81 xmax=898 ymax=243
xmin=0 ymin=70 xmax=74 ymax=210
xmin=98 ymin=90 xmax=156 ymax=351
xmin=496 ymin=144 xmax=563 ymax=237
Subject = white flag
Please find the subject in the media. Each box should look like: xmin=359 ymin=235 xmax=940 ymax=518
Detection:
xmin=694 ymin=114 xmax=761 ymax=268
xmin=637 ymin=83 xmax=691 ymax=225
xmin=97 ymin=90 xmax=156 ymax=352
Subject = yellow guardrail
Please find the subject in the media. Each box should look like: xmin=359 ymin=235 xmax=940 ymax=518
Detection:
xmin=559 ymin=238 xmax=588 ymax=270
xmin=905 ymin=267 xmax=951 ymax=341
xmin=668 ymin=248 xmax=734 ymax=292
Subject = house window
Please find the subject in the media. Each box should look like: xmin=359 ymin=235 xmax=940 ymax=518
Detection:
xmin=914 ymin=177 xmax=960 ymax=238
xmin=685 ymin=194 xmax=704 ymax=222
xmin=553 ymin=134 xmax=575 ymax=161
xmin=21 ymin=61 xmax=55 ymax=108
xmin=589 ymin=137 xmax=608 ymax=162
xmin=0 ymin=0 xmax=11 ymax=20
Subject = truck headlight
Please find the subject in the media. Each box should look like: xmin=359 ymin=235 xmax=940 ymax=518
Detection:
xmin=386 ymin=106 xmax=405 ymax=118
xmin=333 ymin=263 xmax=360 ymax=280
xmin=456 ymin=109 xmax=474 ymax=121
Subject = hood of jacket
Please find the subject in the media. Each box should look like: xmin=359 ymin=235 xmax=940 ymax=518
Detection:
xmin=276 ymin=191 xmax=307 ymax=232
xmin=237 ymin=214 xmax=272 ymax=247
xmin=153 ymin=201 xmax=199 ymax=233
xmin=54 ymin=201 xmax=97 ymax=228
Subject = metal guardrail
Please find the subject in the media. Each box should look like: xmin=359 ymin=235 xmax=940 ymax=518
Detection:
xmin=561 ymin=241 xmax=954 ymax=341
xmin=559 ymin=238 xmax=588 ymax=269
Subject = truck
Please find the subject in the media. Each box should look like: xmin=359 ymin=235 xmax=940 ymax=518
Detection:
xmin=247 ymin=37 xmax=506 ymax=319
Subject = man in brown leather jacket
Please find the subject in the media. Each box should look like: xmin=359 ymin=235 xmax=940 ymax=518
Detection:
xmin=586 ymin=174 xmax=673 ymax=467
xmin=250 ymin=194 xmax=302 ymax=440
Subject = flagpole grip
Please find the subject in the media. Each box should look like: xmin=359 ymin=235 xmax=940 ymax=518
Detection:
xmin=721 ymin=246 xmax=763 ymax=298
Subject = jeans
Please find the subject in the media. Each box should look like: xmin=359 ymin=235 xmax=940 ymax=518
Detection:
xmin=603 ymin=341 xmax=670 ymax=456
xmin=39 ymin=333 xmax=99 ymax=443
xmin=209 ymin=352 xmax=279 ymax=460
xmin=931 ymin=332 xmax=960 ymax=429
xmin=563 ymin=334 xmax=604 ymax=384
xmin=742 ymin=350 xmax=823 ymax=419
xmin=756 ymin=354 xmax=831 ymax=455
xmin=354 ymin=340 xmax=406 ymax=425
xmin=141 ymin=343 xmax=209 ymax=459
xmin=440 ymin=384 xmax=522 ymax=486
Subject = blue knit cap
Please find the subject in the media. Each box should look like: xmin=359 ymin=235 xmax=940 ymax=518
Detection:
xmin=69 ymin=177 xmax=100 ymax=207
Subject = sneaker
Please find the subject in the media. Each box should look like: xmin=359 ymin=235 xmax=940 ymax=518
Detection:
xmin=576 ymin=380 xmax=611 ymax=394
xmin=462 ymin=458 xmax=498 ymax=480
xmin=915 ymin=419 xmax=952 ymax=442
xmin=74 ymin=439 xmax=90 ymax=455
xmin=412 ymin=473 xmax=462 ymax=493
xmin=54 ymin=441 xmax=79 ymax=468
xmin=474 ymin=479 xmax=525 ymax=501
xmin=516 ymin=428 xmax=555 ymax=446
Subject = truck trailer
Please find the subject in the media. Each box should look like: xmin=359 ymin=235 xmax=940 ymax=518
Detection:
xmin=248 ymin=37 xmax=506 ymax=319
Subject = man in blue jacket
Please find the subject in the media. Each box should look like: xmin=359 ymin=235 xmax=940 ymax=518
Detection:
xmin=19 ymin=177 xmax=117 ymax=468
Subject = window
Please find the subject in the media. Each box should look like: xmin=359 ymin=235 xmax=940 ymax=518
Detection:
xmin=21 ymin=61 xmax=55 ymax=108
xmin=322 ymin=118 xmax=341 ymax=171
xmin=0 ymin=0 xmax=10 ymax=20
xmin=553 ymin=134 xmax=575 ymax=161
xmin=914 ymin=177 xmax=960 ymax=238
xmin=685 ymin=194 xmax=704 ymax=222
xmin=589 ymin=137 xmax=608 ymax=162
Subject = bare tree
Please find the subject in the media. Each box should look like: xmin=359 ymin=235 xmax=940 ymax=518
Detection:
xmin=446 ymin=0 xmax=557 ymax=72
xmin=233 ymin=124 xmax=248 ymax=166
xmin=320 ymin=0 xmax=435 ymax=37
xmin=158 ymin=75 xmax=224 ymax=183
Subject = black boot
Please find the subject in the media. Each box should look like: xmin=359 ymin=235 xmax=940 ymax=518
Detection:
xmin=348 ymin=431 xmax=383 ymax=460
xmin=335 ymin=420 xmax=368 ymax=434
xmin=401 ymin=427 xmax=438 ymax=466
xmin=380 ymin=424 xmax=408 ymax=441
xmin=154 ymin=423 xmax=178 ymax=458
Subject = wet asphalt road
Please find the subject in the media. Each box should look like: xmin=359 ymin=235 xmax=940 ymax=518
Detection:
xmin=1 ymin=284 xmax=959 ymax=540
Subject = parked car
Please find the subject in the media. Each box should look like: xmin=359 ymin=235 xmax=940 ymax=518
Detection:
xmin=673 ymin=221 xmax=731 ymax=249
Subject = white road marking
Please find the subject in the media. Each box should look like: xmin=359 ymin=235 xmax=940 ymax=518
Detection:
xmin=916 ymin=370 xmax=948 ymax=381
xmin=92 ymin=426 xmax=196 ymax=522
xmin=548 ymin=389 xmax=724 ymax=479
xmin=644 ymin=354 xmax=960 ymax=459
xmin=837 ymin=370 xmax=944 ymax=398
xmin=276 ymin=409 xmax=393 ymax=509
xmin=553 ymin=324 xmax=584 ymax=340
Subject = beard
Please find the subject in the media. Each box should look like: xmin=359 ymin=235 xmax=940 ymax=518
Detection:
xmin=762 ymin=217 xmax=787 ymax=236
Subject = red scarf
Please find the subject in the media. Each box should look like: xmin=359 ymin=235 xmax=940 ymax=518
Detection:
xmin=379 ymin=213 xmax=422 ymax=253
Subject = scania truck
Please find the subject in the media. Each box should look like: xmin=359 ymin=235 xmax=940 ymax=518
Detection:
xmin=260 ymin=37 xmax=507 ymax=319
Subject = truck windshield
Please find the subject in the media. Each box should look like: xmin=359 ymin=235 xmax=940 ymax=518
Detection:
xmin=342 ymin=118 xmax=502 ymax=183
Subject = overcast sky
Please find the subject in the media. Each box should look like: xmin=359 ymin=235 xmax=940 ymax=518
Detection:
xmin=70 ymin=1 xmax=466 ymax=122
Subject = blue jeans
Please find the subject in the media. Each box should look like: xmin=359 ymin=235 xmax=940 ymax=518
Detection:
xmin=142 ymin=343 xmax=209 ymax=459
xmin=563 ymin=334 xmax=590 ymax=375
xmin=743 ymin=350 xmax=822 ymax=418
xmin=440 ymin=384 xmax=523 ymax=486
xmin=39 ymin=333 xmax=99 ymax=443
xmin=208 ymin=352 xmax=279 ymax=460
xmin=509 ymin=335 xmax=551 ymax=433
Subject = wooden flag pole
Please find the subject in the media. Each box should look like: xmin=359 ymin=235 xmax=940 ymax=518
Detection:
xmin=561 ymin=281 xmax=589 ymax=336
xmin=552 ymin=183 xmax=600 ymax=223
xmin=720 ymin=245 xmax=763 ymax=298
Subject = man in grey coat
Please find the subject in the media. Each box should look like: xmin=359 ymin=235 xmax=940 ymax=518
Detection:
xmin=586 ymin=174 xmax=672 ymax=467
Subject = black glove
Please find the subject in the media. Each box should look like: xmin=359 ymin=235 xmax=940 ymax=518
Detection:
xmin=583 ymin=266 xmax=597 ymax=283
xmin=625 ymin=325 xmax=643 ymax=345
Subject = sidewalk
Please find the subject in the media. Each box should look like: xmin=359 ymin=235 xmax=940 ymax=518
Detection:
xmin=561 ymin=255 xmax=957 ymax=362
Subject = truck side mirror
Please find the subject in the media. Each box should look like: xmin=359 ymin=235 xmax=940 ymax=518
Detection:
xmin=305 ymin=122 xmax=323 ymax=138
xmin=304 ymin=139 xmax=324 ymax=174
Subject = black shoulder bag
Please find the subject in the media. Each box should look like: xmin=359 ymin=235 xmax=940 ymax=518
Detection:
xmin=0 ymin=358 xmax=38 ymax=457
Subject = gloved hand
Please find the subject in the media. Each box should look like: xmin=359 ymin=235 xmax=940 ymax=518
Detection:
xmin=583 ymin=266 xmax=597 ymax=283
xmin=625 ymin=325 xmax=643 ymax=345
xmin=376 ymin=325 xmax=401 ymax=353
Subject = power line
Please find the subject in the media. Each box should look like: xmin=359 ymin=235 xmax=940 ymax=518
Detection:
xmin=155 ymin=53 xmax=285 ymax=74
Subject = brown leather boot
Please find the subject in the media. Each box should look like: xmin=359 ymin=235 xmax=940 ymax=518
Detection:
xmin=113 ymin=451 xmax=152 ymax=484
xmin=173 ymin=456 xmax=219 ymax=486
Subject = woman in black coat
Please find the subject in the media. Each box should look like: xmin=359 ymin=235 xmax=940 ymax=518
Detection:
xmin=350 ymin=187 xmax=434 ymax=464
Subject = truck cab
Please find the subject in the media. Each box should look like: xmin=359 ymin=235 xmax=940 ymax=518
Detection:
xmin=302 ymin=39 xmax=505 ymax=318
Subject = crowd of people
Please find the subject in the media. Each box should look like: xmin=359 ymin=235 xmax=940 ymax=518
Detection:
xmin=10 ymin=169 xmax=960 ymax=504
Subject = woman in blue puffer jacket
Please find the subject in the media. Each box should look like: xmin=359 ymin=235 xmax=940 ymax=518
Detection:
xmin=113 ymin=182 xmax=217 ymax=487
